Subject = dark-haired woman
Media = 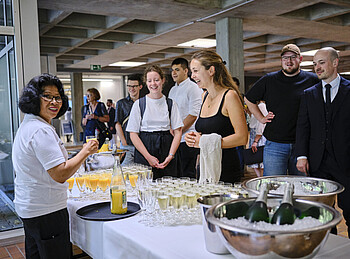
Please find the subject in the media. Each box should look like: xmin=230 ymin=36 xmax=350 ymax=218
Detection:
xmin=12 ymin=74 xmax=98 ymax=259
xmin=82 ymin=88 xmax=109 ymax=142
xmin=185 ymin=50 xmax=248 ymax=184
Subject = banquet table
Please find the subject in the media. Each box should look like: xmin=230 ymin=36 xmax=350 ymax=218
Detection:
xmin=67 ymin=198 xmax=350 ymax=259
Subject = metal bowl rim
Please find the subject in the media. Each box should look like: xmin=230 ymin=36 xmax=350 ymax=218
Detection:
xmin=206 ymin=197 xmax=342 ymax=235
xmin=242 ymin=175 xmax=345 ymax=197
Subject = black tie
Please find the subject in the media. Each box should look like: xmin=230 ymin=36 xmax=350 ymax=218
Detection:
xmin=325 ymin=84 xmax=331 ymax=108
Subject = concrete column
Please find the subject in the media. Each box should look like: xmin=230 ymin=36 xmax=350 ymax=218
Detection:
xmin=70 ymin=73 xmax=83 ymax=143
xmin=40 ymin=55 xmax=57 ymax=75
xmin=216 ymin=17 xmax=244 ymax=93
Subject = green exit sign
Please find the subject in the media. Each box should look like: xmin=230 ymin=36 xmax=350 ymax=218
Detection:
xmin=90 ymin=64 xmax=102 ymax=71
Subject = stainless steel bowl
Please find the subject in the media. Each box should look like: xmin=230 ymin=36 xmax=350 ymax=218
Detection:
xmin=243 ymin=176 xmax=344 ymax=206
xmin=206 ymin=197 xmax=342 ymax=259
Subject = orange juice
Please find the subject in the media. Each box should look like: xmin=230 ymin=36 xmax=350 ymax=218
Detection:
xmin=110 ymin=188 xmax=127 ymax=214
xmin=99 ymin=143 xmax=109 ymax=153
xmin=89 ymin=176 xmax=99 ymax=192
xmin=98 ymin=178 xmax=109 ymax=192
xmin=85 ymin=177 xmax=91 ymax=190
xmin=129 ymin=174 xmax=138 ymax=188
xmin=66 ymin=178 xmax=74 ymax=190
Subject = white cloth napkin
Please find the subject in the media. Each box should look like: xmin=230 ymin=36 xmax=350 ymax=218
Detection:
xmin=198 ymin=133 xmax=222 ymax=184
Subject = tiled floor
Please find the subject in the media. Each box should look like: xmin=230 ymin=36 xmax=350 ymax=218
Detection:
xmin=0 ymin=168 xmax=347 ymax=258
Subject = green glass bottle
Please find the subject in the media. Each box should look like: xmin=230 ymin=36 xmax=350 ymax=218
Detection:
xmin=244 ymin=182 xmax=270 ymax=223
xmin=271 ymin=183 xmax=296 ymax=225
xmin=299 ymin=206 xmax=320 ymax=219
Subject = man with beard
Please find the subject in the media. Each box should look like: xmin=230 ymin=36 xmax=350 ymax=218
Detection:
xmin=245 ymin=44 xmax=319 ymax=176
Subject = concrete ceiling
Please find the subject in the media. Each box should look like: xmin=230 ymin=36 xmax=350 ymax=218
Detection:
xmin=37 ymin=0 xmax=350 ymax=76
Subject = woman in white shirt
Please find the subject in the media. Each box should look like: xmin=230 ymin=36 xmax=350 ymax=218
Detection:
xmin=12 ymin=74 xmax=98 ymax=258
xmin=127 ymin=65 xmax=183 ymax=179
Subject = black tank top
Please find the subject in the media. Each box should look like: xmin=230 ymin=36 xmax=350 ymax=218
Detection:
xmin=195 ymin=89 xmax=241 ymax=184
xmin=195 ymin=90 xmax=235 ymax=137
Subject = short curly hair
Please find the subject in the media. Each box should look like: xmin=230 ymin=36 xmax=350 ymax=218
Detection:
xmin=19 ymin=73 xmax=68 ymax=118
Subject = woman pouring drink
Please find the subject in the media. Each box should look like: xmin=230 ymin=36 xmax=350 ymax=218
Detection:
xmin=185 ymin=50 xmax=248 ymax=184
xmin=12 ymin=74 xmax=99 ymax=258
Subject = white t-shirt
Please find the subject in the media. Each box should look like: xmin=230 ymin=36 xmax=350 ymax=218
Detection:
xmin=168 ymin=78 xmax=203 ymax=142
xmin=12 ymin=114 xmax=68 ymax=218
xmin=126 ymin=95 xmax=183 ymax=133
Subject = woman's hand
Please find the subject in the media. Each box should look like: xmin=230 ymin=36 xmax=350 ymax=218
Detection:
xmin=185 ymin=131 xmax=201 ymax=148
xmin=251 ymin=141 xmax=258 ymax=153
xmin=157 ymin=155 xmax=173 ymax=169
xmin=146 ymin=155 xmax=160 ymax=168
xmin=82 ymin=139 xmax=99 ymax=155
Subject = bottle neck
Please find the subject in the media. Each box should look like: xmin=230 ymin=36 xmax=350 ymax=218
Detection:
xmin=281 ymin=183 xmax=294 ymax=205
xmin=256 ymin=182 xmax=269 ymax=203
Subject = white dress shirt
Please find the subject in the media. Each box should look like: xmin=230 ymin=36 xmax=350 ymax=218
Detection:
xmin=168 ymin=77 xmax=202 ymax=142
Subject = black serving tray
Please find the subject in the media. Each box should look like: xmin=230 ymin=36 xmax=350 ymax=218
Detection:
xmin=76 ymin=201 xmax=140 ymax=221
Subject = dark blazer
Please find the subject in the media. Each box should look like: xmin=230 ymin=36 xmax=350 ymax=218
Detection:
xmin=296 ymin=77 xmax=350 ymax=173
xmin=108 ymin=107 xmax=116 ymax=134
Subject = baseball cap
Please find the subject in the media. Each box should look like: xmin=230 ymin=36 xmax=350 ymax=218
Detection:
xmin=281 ymin=44 xmax=301 ymax=56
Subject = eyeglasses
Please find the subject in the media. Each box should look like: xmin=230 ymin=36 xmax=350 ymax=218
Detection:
xmin=40 ymin=94 xmax=63 ymax=103
xmin=282 ymin=55 xmax=298 ymax=61
xmin=127 ymin=85 xmax=139 ymax=88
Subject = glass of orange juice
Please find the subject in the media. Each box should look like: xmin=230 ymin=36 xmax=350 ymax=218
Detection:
xmin=86 ymin=135 xmax=97 ymax=143
xmin=89 ymin=174 xmax=99 ymax=192
xmin=98 ymin=173 xmax=109 ymax=193
xmin=66 ymin=177 xmax=75 ymax=197
xmin=75 ymin=175 xmax=86 ymax=193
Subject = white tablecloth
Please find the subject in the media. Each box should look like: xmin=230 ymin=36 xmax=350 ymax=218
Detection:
xmin=67 ymin=199 xmax=350 ymax=259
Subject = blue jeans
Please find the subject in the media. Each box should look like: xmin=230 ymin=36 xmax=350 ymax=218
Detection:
xmin=263 ymin=140 xmax=303 ymax=176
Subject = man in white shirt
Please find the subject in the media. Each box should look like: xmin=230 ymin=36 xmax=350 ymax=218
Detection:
xmin=169 ymin=58 xmax=202 ymax=178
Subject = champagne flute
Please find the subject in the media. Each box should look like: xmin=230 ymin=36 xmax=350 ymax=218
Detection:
xmin=66 ymin=177 xmax=75 ymax=197
xmin=89 ymin=174 xmax=99 ymax=193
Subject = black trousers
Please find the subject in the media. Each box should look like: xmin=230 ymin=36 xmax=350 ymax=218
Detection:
xmin=178 ymin=142 xmax=199 ymax=178
xmin=311 ymin=150 xmax=350 ymax=237
xmin=21 ymin=208 xmax=72 ymax=259
xmin=134 ymin=131 xmax=180 ymax=179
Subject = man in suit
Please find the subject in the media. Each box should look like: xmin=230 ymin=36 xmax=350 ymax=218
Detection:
xmin=106 ymin=99 xmax=116 ymax=146
xmin=296 ymin=47 xmax=350 ymax=237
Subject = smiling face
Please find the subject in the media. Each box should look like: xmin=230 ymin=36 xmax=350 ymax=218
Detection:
xmin=190 ymin=59 xmax=212 ymax=89
xmin=313 ymin=49 xmax=338 ymax=83
xmin=127 ymin=79 xmax=142 ymax=99
xmin=171 ymin=64 xmax=188 ymax=84
xmin=39 ymin=85 xmax=62 ymax=123
xmin=146 ymin=71 xmax=164 ymax=98
xmin=281 ymin=51 xmax=302 ymax=76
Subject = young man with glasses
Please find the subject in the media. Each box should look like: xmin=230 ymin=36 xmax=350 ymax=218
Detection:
xmin=244 ymin=44 xmax=319 ymax=176
xmin=115 ymin=74 xmax=143 ymax=164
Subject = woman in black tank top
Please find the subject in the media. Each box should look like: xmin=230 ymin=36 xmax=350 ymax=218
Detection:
xmin=185 ymin=50 xmax=248 ymax=183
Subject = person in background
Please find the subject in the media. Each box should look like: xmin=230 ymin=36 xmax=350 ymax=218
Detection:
xmin=106 ymin=99 xmax=116 ymax=147
xmin=115 ymin=74 xmax=143 ymax=164
xmin=127 ymin=65 xmax=183 ymax=179
xmin=12 ymin=74 xmax=98 ymax=258
xmin=245 ymin=44 xmax=319 ymax=176
xmin=247 ymin=102 xmax=267 ymax=177
xmin=296 ymin=47 xmax=350 ymax=237
xmin=169 ymin=58 xmax=202 ymax=178
xmin=232 ymin=76 xmax=245 ymax=177
xmin=185 ymin=50 xmax=248 ymax=184
xmin=80 ymin=99 xmax=89 ymax=142
xmin=81 ymin=88 xmax=109 ymax=142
